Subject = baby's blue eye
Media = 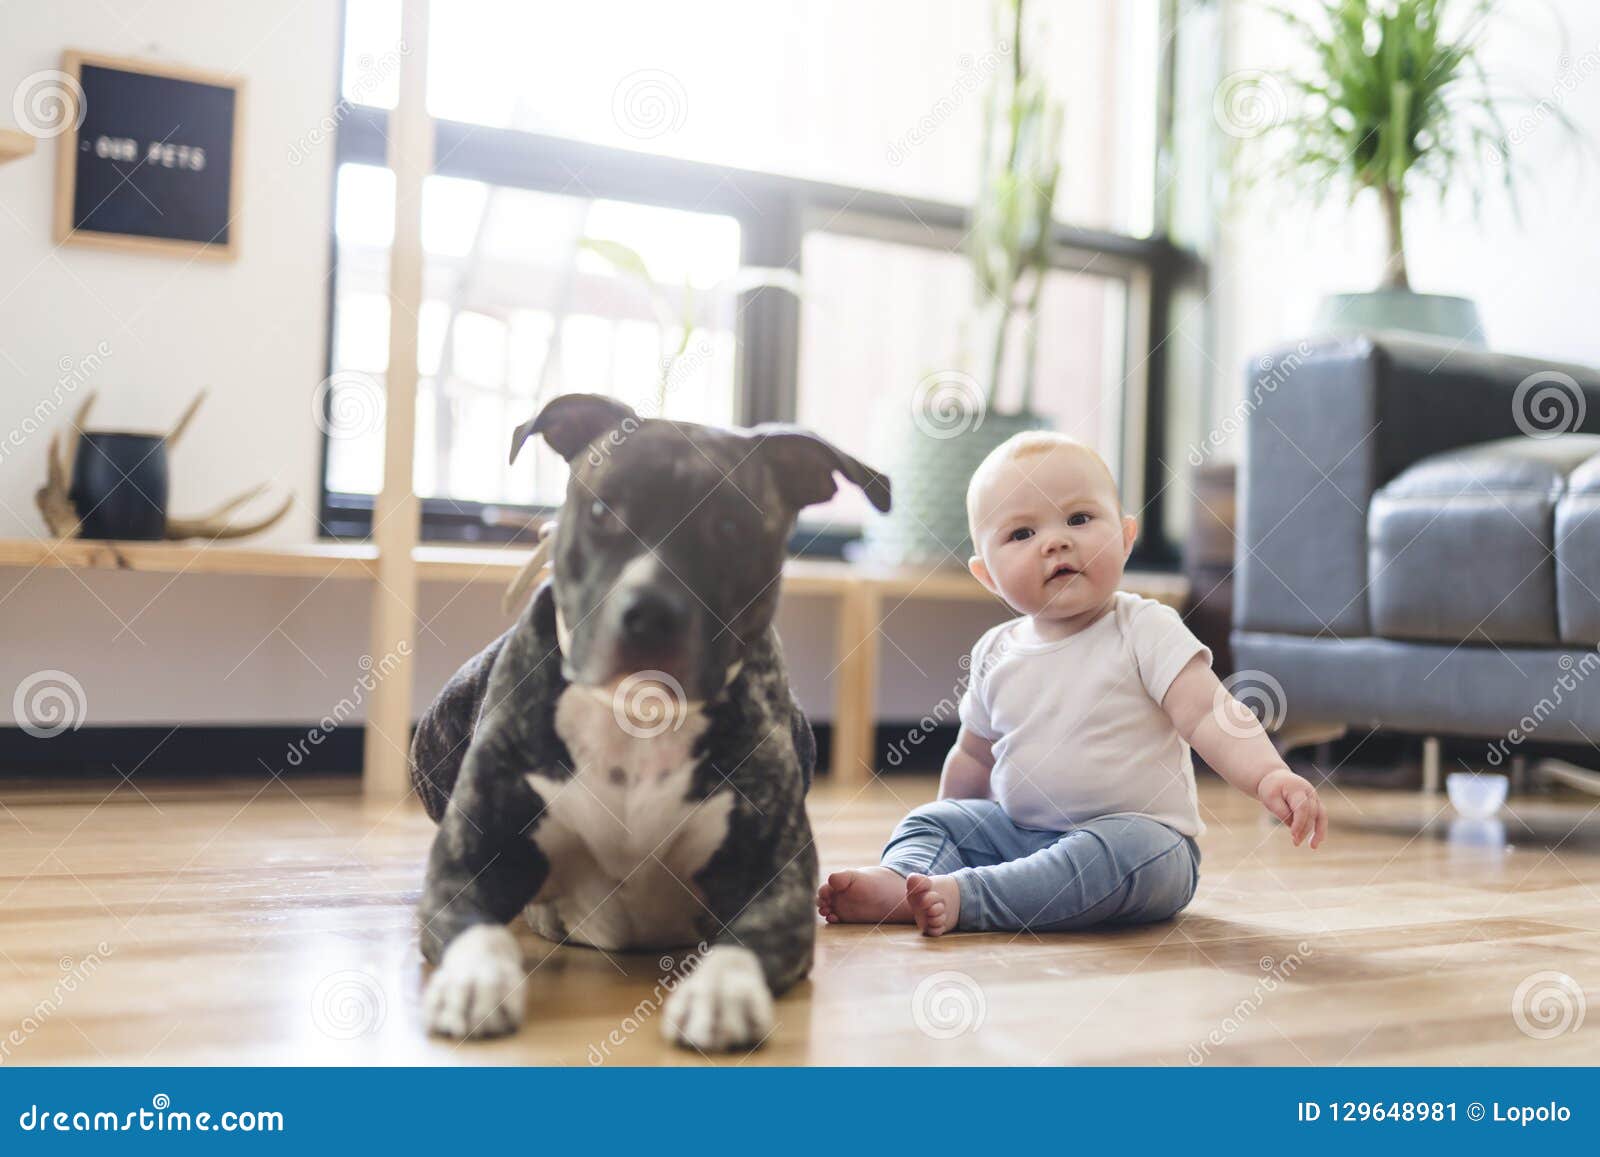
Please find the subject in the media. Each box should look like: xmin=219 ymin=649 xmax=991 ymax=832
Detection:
xmin=1068 ymin=512 xmax=1092 ymax=527
xmin=1008 ymin=527 xmax=1033 ymax=542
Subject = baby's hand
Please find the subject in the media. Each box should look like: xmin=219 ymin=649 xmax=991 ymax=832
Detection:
xmin=1256 ymin=767 xmax=1327 ymax=849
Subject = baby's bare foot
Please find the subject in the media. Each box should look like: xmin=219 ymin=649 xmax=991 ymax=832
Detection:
xmin=905 ymin=873 xmax=962 ymax=936
xmin=816 ymin=867 xmax=914 ymax=924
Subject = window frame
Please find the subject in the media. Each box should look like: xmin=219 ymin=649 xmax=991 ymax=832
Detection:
xmin=320 ymin=27 xmax=1203 ymax=567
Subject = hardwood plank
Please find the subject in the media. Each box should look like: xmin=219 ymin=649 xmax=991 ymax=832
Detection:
xmin=0 ymin=773 xmax=1593 ymax=1065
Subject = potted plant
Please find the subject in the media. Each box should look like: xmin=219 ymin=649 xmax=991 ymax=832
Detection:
xmin=1239 ymin=0 xmax=1576 ymax=345
xmin=864 ymin=0 xmax=1060 ymax=568
xmin=578 ymin=238 xmax=802 ymax=417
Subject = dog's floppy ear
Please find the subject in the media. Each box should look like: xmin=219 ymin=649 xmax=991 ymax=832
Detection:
xmin=750 ymin=425 xmax=892 ymax=515
xmin=510 ymin=393 xmax=640 ymax=464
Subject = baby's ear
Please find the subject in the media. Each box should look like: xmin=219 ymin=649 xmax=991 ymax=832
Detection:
xmin=968 ymin=553 xmax=995 ymax=595
xmin=1121 ymin=513 xmax=1139 ymax=556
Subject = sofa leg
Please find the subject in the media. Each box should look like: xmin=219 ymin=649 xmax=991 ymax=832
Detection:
xmin=1421 ymin=736 xmax=1442 ymax=795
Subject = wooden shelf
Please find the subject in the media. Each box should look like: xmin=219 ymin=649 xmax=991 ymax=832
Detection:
xmin=0 ymin=536 xmax=1188 ymax=786
xmin=410 ymin=545 xmax=1183 ymax=604
xmin=410 ymin=544 xmax=530 ymax=583
xmin=0 ymin=537 xmax=376 ymax=580
xmin=0 ymin=129 xmax=36 ymax=164
xmin=0 ymin=537 xmax=1186 ymax=606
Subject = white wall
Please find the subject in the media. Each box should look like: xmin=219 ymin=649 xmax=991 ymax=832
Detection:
xmin=0 ymin=0 xmax=338 ymax=545
xmin=0 ymin=0 xmax=1005 ymax=733
xmin=1209 ymin=0 xmax=1600 ymax=446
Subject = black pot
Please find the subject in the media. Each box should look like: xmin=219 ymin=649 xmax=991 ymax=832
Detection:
xmin=70 ymin=432 xmax=169 ymax=540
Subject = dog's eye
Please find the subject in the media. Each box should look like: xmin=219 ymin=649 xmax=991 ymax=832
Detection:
xmin=588 ymin=499 xmax=625 ymax=534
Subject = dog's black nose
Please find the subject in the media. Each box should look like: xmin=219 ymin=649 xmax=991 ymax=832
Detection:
xmin=618 ymin=586 xmax=687 ymax=651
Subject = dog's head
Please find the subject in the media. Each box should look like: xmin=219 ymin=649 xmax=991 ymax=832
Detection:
xmin=511 ymin=393 xmax=892 ymax=702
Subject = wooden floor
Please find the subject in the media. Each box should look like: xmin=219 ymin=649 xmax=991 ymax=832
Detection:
xmin=1 ymin=770 xmax=1597 ymax=1065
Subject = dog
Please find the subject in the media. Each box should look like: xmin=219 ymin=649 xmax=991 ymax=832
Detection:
xmin=409 ymin=392 xmax=891 ymax=1051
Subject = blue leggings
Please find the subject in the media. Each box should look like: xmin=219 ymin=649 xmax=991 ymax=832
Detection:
xmin=880 ymin=799 xmax=1200 ymax=933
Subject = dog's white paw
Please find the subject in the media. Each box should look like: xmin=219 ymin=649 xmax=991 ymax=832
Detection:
xmin=662 ymin=945 xmax=774 ymax=1052
xmin=423 ymin=925 xmax=525 ymax=1040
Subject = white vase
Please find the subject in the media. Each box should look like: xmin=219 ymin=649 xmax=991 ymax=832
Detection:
xmin=1313 ymin=290 xmax=1485 ymax=347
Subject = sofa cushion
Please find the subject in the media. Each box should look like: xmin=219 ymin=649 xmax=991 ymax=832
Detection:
xmin=1368 ymin=435 xmax=1600 ymax=645
xmin=1556 ymin=452 xmax=1600 ymax=643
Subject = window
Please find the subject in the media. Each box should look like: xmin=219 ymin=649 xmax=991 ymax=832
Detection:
xmin=795 ymin=229 xmax=1130 ymax=531
xmin=322 ymin=0 xmax=1200 ymax=562
xmin=406 ymin=0 xmax=1158 ymax=233
xmin=326 ymin=170 xmax=742 ymax=507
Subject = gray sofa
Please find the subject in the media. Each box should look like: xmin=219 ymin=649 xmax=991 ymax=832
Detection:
xmin=1231 ymin=334 xmax=1600 ymax=771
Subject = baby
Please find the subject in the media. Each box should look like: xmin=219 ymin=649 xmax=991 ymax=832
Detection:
xmin=818 ymin=431 xmax=1327 ymax=936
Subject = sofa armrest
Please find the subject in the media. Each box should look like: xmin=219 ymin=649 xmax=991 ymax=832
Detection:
xmin=1233 ymin=334 xmax=1600 ymax=638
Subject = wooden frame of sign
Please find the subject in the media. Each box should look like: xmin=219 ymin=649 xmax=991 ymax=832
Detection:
xmin=53 ymin=51 xmax=244 ymax=260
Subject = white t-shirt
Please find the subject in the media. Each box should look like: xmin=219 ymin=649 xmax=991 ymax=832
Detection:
xmin=958 ymin=592 xmax=1211 ymax=837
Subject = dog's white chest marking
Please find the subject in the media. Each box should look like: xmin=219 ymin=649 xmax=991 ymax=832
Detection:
xmin=524 ymin=685 xmax=733 ymax=951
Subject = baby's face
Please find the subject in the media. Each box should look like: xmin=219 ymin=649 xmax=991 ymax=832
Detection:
xmin=968 ymin=446 xmax=1135 ymax=623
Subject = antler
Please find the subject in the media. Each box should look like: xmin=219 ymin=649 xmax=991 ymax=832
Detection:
xmin=34 ymin=388 xmax=291 ymax=543
xmin=501 ymin=518 xmax=557 ymax=616
xmin=165 ymin=389 xmax=207 ymax=450
xmin=165 ymin=487 xmax=294 ymax=541
xmin=35 ymin=434 xmax=81 ymax=537
xmin=159 ymin=390 xmax=295 ymax=541
xmin=33 ymin=391 xmax=98 ymax=538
